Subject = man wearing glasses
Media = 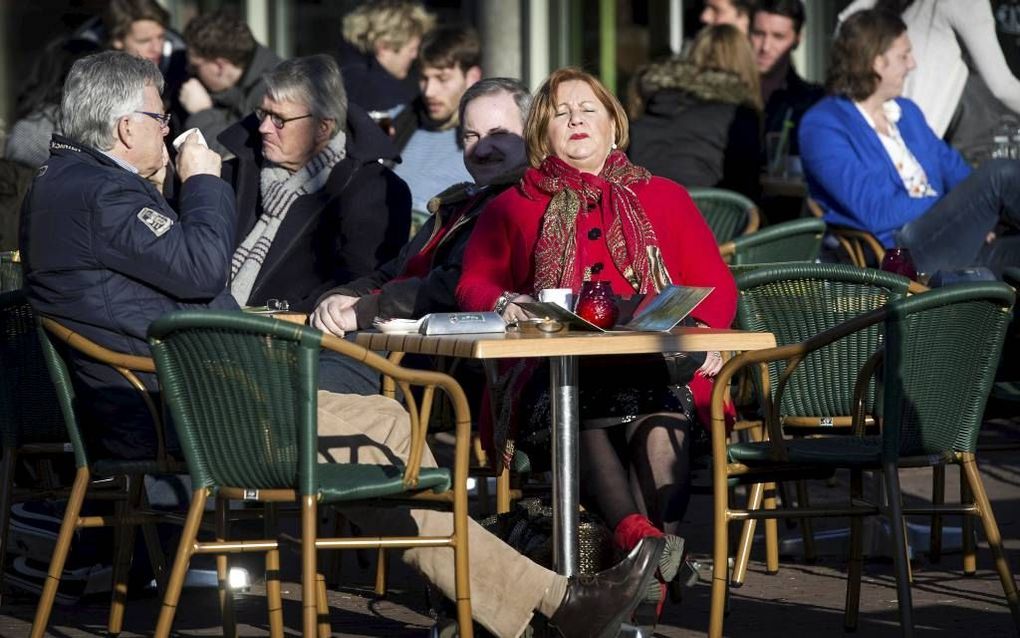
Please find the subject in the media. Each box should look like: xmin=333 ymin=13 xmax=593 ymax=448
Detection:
xmin=20 ymin=50 xmax=232 ymax=461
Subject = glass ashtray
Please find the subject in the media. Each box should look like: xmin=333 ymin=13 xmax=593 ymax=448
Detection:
xmin=512 ymin=317 xmax=569 ymax=335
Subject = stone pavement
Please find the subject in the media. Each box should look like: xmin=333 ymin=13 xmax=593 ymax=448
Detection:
xmin=2 ymin=416 xmax=1019 ymax=637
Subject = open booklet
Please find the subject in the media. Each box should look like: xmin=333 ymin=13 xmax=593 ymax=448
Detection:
xmin=513 ymin=285 xmax=714 ymax=333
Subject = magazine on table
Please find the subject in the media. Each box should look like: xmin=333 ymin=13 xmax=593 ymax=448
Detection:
xmin=513 ymin=285 xmax=714 ymax=333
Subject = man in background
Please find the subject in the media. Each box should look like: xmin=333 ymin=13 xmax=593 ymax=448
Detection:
xmin=391 ymin=25 xmax=482 ymax=218
xmin=701 ymin=0 xmax=759 ymax=34
xmin=180 ymin=9 xmax=281 ymax=155
xmin=751 ymin=0 xmax=823 ymax=158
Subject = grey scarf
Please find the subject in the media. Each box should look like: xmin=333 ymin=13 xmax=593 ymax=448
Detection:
xmin=230 ymin=132 xmax=347 ymax=305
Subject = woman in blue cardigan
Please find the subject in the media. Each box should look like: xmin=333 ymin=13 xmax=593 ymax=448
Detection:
xmin=799 ymin=8 xmax=1020 ymax=275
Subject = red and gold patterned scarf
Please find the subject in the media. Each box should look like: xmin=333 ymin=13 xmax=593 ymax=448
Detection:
xmin=526 ymin=151 xmax=660 ymax=294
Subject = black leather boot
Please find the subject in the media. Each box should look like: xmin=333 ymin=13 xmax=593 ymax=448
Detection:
xmin=547 ymin=536 xmax=665 ymax=638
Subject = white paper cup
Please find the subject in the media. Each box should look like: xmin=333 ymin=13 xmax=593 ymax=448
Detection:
xmin=172 ymin=128 xmax=208 ymax=151
xmin=539 ymin=288 xmax=575 ymax=311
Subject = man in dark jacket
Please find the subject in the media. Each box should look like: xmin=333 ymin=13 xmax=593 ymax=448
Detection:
xmin=750 ymin=0 xmax=823 ymax=158
xmin=20 ymin=51 xmax=234 ymax=459
xmin=180 ymin=9 xmax=282 ymax=156
xmin=218 ymin=55 xmax=411 ymax=313
xmin=310 ymin=77 xmax=530 ymax=335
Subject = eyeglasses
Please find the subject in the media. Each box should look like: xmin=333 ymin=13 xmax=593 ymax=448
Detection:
xmin=135 ymin=111 xmax=171 ymax=128
xmin=254 ymin=108 xmax=313 ymax=129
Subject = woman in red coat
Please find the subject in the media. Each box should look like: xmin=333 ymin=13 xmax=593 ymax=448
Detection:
xmin=456 ymin=67 xmax=737 ymax=619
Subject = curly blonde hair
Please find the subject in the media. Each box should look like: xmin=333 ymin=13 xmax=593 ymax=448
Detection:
xmin=342 ymin=1 xmax=435 ymax=55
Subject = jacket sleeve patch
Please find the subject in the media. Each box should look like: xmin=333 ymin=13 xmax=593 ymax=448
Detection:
xmin=137 ymin=207 xmax=174 ymax=237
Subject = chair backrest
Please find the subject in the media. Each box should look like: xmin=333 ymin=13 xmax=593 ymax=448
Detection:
xmin=734 ymin=263 xmax=911 ymax=420
xmin=688 ymin=187 xmax=760 ymax=244
xmin=0 ymin=290 xmax=64 ymax=448
xmin=0 ymin=250 xmax=22 ymax=293
xmin=148 ymin=311 xmax=324 ymax=495
xmin=881 ymin=282 xmax=1014 ymax=459
xmin=724 ymin=218 xmax=825 ymax=265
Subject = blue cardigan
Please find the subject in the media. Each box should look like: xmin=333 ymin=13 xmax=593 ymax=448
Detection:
xmin=799 ymin=96 xmax=971 ymax=247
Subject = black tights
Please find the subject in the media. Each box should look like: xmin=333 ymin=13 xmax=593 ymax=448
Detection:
xmin=578 ymin=414 xmax=692 ymax=536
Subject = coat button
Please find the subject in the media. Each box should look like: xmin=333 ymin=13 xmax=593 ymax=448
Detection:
xmin=591 ymin=262 xmax=604 ymax=274
xmin=588 ymin=228 xmax=602 ymax=240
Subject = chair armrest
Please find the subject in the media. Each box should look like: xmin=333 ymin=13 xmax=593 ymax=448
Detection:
xmin=710 ymin=305 xmax=889 ymax=471
xmin=320 ymin=334 xmax=472 ymax=493
xmin=851 ymin=350 xmax=884 ymax=437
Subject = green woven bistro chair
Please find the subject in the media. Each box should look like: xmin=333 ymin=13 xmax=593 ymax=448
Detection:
xmin=31 ymin=316 xmax=180 ymax=638
xmin=707 ymin=282 xmax=1020 ymax=637
xmin=0 ymin=291 xmax=67 ymax=604
xmin=719 ymin=218 xmax=825 ymax=265
xmin=727 ymin=263 xmax=911 ymax=585
xmin=688 ymin=187 xmax=761 ymax=245
xmin=147 ymin=310 xmax=474 ymax=638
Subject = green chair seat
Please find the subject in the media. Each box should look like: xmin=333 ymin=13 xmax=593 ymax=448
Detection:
xmin=729 ymin=436 xmax=883 ymax=467
xmin=92 ymin=458 xmax=180 ymax=478
xmin=317 ymin=464 xmax=451 ymax=503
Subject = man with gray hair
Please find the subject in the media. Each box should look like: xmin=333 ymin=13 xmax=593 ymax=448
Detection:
xmin=218 ymin=54 xmax=411 ymax=313
xmin=20 ymin=50 xmax=234 ymax=459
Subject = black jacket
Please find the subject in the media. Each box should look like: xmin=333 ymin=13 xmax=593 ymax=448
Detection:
xmin=336 ymin=40 xmax=420 ymax=113
xmin=20 ymin=135 xmax=238 ymax=458
xmin=762 ymin=65 xmax=825 ymax=157
xmin=319 ymin=173 xmax=520 ymax=328
xmin=219 ymin=104 xmax=412 ymax=312
xmin=628 ymin=60 xmax=762 ymax=201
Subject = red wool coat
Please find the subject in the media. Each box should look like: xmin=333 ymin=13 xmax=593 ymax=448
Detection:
xmin=456 ymin=168 xmax=738 ymax=428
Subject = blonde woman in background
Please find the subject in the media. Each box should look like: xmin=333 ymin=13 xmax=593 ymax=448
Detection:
xmin=629 ymin=24 xmax=763 ymax=200
xmin=337 ymin=0 xmax=435 ymax=115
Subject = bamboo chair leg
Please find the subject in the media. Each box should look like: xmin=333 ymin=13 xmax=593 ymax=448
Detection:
xmin=265 ymin=544 xmax=284 ymax=638
xmin=762 ymin=482 xmax=780 ymax=574
xmin=155 ymin=489 xmax=208 ymax=638
xmin=31 ymin=466 xmax=89 ymax=638
xmin=882 ymin=463 xmax=914 ymax=638
xmin=496 ymin=467 xmax=511 ymax=515
xmin=302 ymin=496 xmax=319 ymax=638
xmin=453 ymin=488 xmax=472 ymax=638
xmin=0 ymin=447 xmax=18 ymax=605
xmin=732 ymin=481 xmax=764 ymax=586
xmin=710 ymin=493 xmax=730 ymax=637
xmin=215 ymin=497 xmax=237 ymax=638
xmin=961 ymin=455 xmax=1020 ymax=630
xmin=844 ymin=469 xmax=865 ymax=632
xmin=316 ymin=573 xmax=331 ymax=638
xmin=374 ymin=548 xmax=388 ymax=596
xmin=795 ymin=479 xmax=817 ymax=563
xmin=108 ymin=475 xmax=143 ymax=635
xmin=929 ymin=464 xmax=945 ymax=563
xmin=961 ymin=465 xmax=977 ymax=575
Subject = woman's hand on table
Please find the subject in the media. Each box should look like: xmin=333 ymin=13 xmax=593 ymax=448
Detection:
xmin=698 ymin=351 xmax=723 ymax=378
xmin=501 ymin=294 xmax=536 ymax=323
xmin=311 ymin=294 xmax=359 ymax=336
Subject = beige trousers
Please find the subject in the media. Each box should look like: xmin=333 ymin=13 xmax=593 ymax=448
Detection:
xmin=316 ymin=391 xmax=558 ymax=638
